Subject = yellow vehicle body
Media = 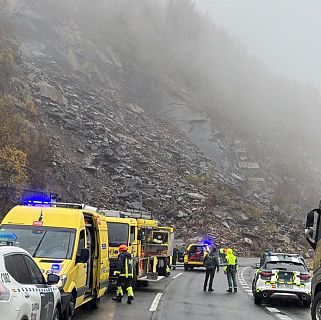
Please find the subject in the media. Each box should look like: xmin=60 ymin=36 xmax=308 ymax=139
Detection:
xmin=1 ymin=204 xmax=109 ymax=316
xmin=102 ymin=210 xmax=173 ymax=284
xmin=158 ymin=227 xmax=175 ymax=266
xmin=105 ymin=216 xmax=138 ymax=282
xmin=184 ymin=243 xmax=210 ymax=271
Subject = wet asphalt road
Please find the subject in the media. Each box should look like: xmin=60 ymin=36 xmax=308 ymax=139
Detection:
xmin=74 ymin=258 xmax=311 ymax=320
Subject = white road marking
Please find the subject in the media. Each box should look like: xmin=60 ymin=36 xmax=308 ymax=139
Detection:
xmin=275 ymin=314 xmax=292 ymax=320
xmin=265 ymin=307 xmax=280 ymax=313
xmin=173 ymin=272 xmax=183 ymax=279
xmin=149 ymin=293 xmax=163 ymax=312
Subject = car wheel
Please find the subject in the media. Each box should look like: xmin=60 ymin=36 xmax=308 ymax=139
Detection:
xmin=53 ymin=307 xmax=60 ymax=320
xmin=62 ymin=296 xmax=75 ymax=320
xmin=312 ymin=292 xmax=321 ymax=320
xmin=303 ymin=300 xmax=311 ymax=308
xmin=254 ymin=293 xmax=263 ymax=305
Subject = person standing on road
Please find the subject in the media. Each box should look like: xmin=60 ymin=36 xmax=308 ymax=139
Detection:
xmin=203 ymin=246 xmax=220 ymax=292
xmin=219 ymin=248 xmax=226 ymax=264
xmin=172 ymin=245 xmax=178 ymax=270
xmin=112 ymin=244 xmax=134 ymax=304
xmin=224 ymin=248 xmax=238 ymax=293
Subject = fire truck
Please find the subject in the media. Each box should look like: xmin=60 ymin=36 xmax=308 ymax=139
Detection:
xmin=101 ymin=210 xmax=174 ymax=287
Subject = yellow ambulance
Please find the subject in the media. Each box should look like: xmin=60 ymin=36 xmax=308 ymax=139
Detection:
xmin=1 ymin=201 xmax=109 ymax=320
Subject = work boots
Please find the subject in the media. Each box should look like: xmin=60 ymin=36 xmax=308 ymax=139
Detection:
xmin=234 ymin=288 xmax=237 ymax=293
xmin=112 ymin=294 xmax=122 ymax=302
xmin=127 ymin=296 xmax=134 ymax=304
xmin=208 ymin=288 xmax=214 ymax=292
xmin=226 ymin=289 xmax=232 ymax=293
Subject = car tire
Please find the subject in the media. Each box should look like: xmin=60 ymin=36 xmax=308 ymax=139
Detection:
xmin=312 ymin=292 xmax=321 ymax=320
xmin=303 ymin=300 xmax=311 ymax=308
xmin=53 ymin=307 xmax=60 ymax=320
xmin=254 ymin=293 xmax=263 ymax=305
xmin=62 ymin=295 xmax=75 ymax=320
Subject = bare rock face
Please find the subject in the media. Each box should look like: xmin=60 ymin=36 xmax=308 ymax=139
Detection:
xmin=38 ymin=81 xmax=67 ymax=106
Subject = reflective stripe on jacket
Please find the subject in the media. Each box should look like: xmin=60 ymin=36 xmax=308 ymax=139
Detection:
xmin=115 ymin=252 xmax=134 ymax=278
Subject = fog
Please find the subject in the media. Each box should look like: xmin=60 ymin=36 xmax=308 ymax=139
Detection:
xmin=6 ymin=0 xmax=321 ymax=204
xmin=196 ymin=0 xmax=321 ymax=90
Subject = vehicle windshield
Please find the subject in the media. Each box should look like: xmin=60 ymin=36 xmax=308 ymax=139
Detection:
xmin=107 ymin=222 xmax=129 ymax=247
xmin=1 ymin=225 xmax=75 ymax=259
xmin=265 ymin=261 xmax=307 ymax=273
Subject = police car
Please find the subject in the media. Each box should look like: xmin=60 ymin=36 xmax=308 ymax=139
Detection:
xmin=0 ymin=233 xmax=61 ymax=320
xmin=252 ymin=252 xmax=311 ymax=307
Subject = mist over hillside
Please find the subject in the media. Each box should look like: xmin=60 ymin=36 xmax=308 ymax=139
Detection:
xmin=0 ymin=0 xmax=319 ymax=252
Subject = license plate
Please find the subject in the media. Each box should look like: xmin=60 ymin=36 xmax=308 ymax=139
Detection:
xmin=277 ymin=284 xmax=293 ymax=289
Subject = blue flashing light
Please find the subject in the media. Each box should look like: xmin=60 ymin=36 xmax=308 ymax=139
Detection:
xmin=0 ymin=232 xmax=17 ymax=246
xmin=23 ymin=196 xmax=53 ymax=206
xmin=51 ymin=264 xmax=62 ymax=273
xmin=0 ymin=232 xmax=17 ymax=240
xmin=202 ymin=236 xmax=216 ymax=248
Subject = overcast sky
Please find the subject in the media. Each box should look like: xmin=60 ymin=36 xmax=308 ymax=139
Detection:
xmin=196 ymin=0 xmax=321 ymax=90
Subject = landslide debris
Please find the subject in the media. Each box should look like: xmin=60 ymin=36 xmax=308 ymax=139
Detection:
xmin=0 ymin=0 xmax=312 ymax=255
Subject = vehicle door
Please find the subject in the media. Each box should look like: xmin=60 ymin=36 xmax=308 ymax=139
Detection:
xmin=97 ymin=220 xmax=109 ymax=295
xmin=23 ymin=254 xmax=55 ymax=320
xmin=74 ymin=229 xmax=87 ymax=305
xmin=4 ymin=254 xmax=41 ymax=320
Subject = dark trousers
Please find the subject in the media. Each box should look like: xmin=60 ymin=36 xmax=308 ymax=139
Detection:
xmin=116 ymin=276 xmax=134 ymax=297
xmin=172 ymin=256 xmax=177 ymax=270
xmin=227 ymin=268 xmax=237 ymax=289
xmin=204 ymin=269 xmax=215 ymax=289
xmin=219 ymin=253 xmax=226 ymax=264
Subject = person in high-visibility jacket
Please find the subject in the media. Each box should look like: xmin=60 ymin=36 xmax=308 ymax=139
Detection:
xmin=112 ymin=244 xmax=134 ymax=304
xmin=223 ymin=248 xmax=238 ymax=293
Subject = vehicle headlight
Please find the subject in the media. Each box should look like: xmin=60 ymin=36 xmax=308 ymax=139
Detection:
xmin=56 ymin=275 xmax=68 ymax=289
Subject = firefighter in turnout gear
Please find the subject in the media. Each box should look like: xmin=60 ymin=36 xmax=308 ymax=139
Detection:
xmin=224 ymin=248 xmax=238 ymax=293
xmin=112 ymin=244 xmax=135 ymax=304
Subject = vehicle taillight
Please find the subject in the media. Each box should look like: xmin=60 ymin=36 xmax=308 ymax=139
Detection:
xmin=260 ymin=271 xmax=275 ymax=278
xmin=0 ymin=283 xmax=11 ymax=301
xmin=298 ymin=274 xmax=311 ymax=281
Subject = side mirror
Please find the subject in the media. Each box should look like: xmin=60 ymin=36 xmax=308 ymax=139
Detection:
xmin=47 ymin=273 xmax=60 ymax=285
xmin=305 ymin=209 xmax=320 ymax=250
xmin=252 ymin=263 xmax=260 ymax=270
xmin=76 ymin=248 xmax=90 ymax=264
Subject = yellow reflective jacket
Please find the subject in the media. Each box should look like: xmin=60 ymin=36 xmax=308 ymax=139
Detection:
xmin=223 ymin=248 xmax=238 ymax=272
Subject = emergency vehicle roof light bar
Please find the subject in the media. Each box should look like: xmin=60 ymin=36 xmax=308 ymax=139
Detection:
xmin=267 ymin=252 xmax=301 ymax=258
xmin=23 ymin=201 xmax=99 ymax=212
xmin=101 ymin=209 xmax=152 ymax=219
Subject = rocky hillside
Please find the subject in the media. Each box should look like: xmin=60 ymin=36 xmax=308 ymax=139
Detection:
xmin=1 ymin=0 xmax=316 ymax=255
